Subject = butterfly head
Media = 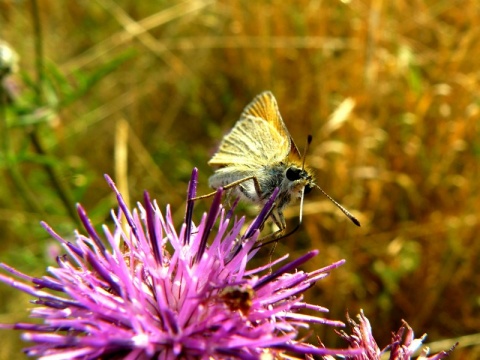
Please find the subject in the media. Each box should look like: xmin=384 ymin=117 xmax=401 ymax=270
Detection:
xmin=285 ymin=165 xmax=314 ymax=199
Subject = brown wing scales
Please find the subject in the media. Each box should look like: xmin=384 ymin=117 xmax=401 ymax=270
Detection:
xmin=241 ymin=91 xmax=301 ymax=162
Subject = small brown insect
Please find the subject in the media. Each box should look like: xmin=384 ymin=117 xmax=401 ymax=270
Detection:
xmin=220 ymin=285 xmax=255 ymax=315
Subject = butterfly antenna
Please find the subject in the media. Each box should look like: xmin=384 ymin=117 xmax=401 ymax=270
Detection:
xmin=302 ymin=135 xmax=313 ymax=170
xmin=304 ymin=135 xmax=359 ymax=226
xmin=314 ymin=183 xmax=361 ymax=226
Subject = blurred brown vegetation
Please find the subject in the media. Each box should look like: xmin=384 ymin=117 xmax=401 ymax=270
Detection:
xmin=1 ymin=0 xmax=479 ymax=359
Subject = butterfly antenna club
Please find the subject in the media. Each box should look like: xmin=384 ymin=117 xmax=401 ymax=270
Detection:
xmin=314 ymin=184 xmax=361 ymax=226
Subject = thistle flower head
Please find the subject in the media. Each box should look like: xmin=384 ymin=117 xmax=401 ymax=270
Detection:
xmin=334 ymin=310 xmax=457 ymax=360
xmin=0 ymin=168 xmax=361 ymax=359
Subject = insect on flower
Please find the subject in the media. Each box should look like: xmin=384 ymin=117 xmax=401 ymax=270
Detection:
xmin=219 ymin=284 xmax=255 ymax=315
xmin=195 ymin=91 xmax=360 ymax=240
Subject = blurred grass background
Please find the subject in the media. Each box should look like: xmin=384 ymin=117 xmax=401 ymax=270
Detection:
xmin=1 ymin=0 xmax=479 ymax=358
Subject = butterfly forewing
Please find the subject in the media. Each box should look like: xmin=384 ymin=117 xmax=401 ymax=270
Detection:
xmin=240 ymin=92 xmax=285 ymax=132
xmin=209 ymin=91 xmax=295 ymax=167
xmin=242 ymin=91 xmax=302 ymax=162
xmin=208 ymin=117 xmax=289 ymax=166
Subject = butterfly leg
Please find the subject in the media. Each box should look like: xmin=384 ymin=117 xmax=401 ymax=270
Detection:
xmin=248 ymin=204 xmax=287 ymax=250
xmin=252 ymin=206 xmax=304 ymax=251
xmin=270 ymin=208 xmax=287 ymax=231
xmin=191 ymin=175 xmax=263 ymax=201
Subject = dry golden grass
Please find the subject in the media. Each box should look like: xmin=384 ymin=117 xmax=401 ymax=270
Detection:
xmin=1 ymin=1 xmax=479 ymax=358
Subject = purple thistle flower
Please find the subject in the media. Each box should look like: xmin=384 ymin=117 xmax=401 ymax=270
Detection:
xmin=333 ymin=310 xmax=457 ymax=360
xmin=0 ymin=168 xmax=362 ymax=359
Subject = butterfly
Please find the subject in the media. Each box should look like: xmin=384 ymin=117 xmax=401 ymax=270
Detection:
xmin=198 ymin=91 xmax=359 ymax=239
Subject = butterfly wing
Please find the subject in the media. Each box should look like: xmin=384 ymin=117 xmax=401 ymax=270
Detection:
xmin=241 ymin=91 xmax=302 ymax=162
xmin=209 ymin=91 xmax=300 ymax=166
xmin=208 ymin=116 xmax=288 ymax=166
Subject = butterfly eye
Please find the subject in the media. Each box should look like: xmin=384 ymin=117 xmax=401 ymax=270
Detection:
xmin=286 ymin=167 xmax=302 ymax=181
